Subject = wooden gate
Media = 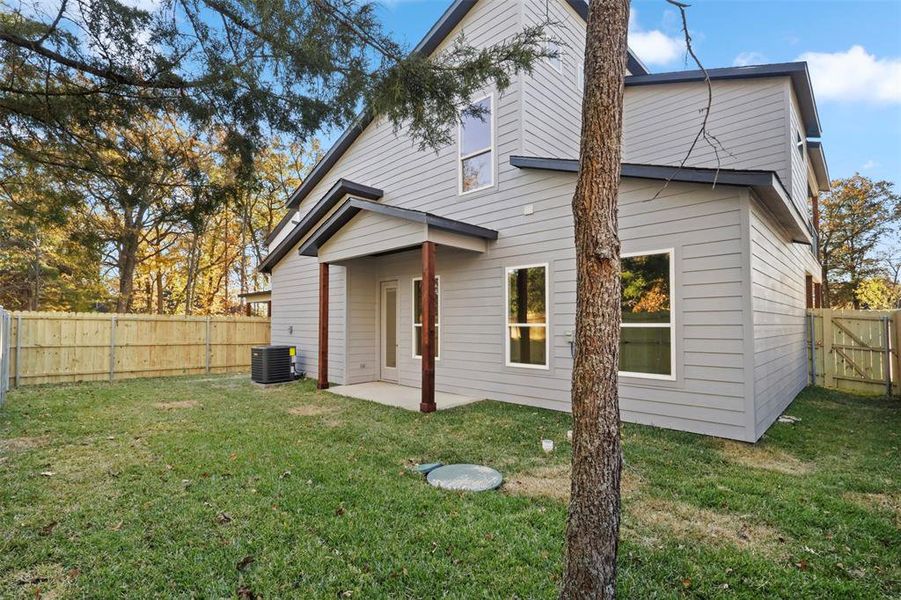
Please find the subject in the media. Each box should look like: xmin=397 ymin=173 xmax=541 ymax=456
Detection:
xmin=808 ymin=309 xmax=900 ymax=396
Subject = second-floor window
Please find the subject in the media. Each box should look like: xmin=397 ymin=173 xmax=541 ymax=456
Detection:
xmin=459 ymin=94 xmax=493 ymax=194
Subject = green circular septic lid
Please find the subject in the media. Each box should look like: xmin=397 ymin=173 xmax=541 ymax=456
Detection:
xmin=426 ymin=464 xmax=502 ymax=492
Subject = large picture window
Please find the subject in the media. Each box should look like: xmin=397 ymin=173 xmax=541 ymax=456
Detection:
xmin=506 ymin=265 xmax=548 ymax=368
xmin=413 ymin=276 xmax=439 ymax=359
xmin=459 ymin=95 xmax=493 ymax=194
xmin=620 ymin=250 xmax=674 ymax=379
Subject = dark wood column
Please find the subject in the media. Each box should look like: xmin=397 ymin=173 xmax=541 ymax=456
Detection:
xmin=318 ymin=262 xmax=329 ymax=389
xmin=420 ymin=241 xmax=437 ymax=412
xmin=267 ymin=301 xmax=272 ymax=317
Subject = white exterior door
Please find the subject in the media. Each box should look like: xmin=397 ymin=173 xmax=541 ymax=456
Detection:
xmin=379 ymin=281 xmax=399 ymax=382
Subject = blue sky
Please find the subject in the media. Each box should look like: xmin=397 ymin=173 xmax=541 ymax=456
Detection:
xmin=374 ymin=0 xmax=901 ymax=186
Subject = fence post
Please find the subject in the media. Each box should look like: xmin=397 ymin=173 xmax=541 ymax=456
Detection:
xmin=808 ymin=313 xmax=817 ymax=385
xmin=822 ymin=308 xmax=835 ymax=388
xmin=14 ymin=314 xmax=22 ymax=389
xmin=884 ymin=316 xmax=893 ymax=397
xmin=205 ymin=316 xmax=211 ymax=374
xmin=0 ymin=308 xmax=9 ymax=406
xmin=109 ymin=315 xmax=117 ymax=382
xmin=894 ymin=310 xmax=900 ymax=395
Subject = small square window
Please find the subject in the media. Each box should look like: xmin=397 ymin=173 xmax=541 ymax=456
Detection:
xmin=546 ymin=39 xmax=563 ymax=73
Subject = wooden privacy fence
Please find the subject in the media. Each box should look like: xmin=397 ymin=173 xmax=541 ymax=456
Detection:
xmin=1 ymin=311 xmax=270 ymax=388
xmin=808 ymin=309 xmax=900 ymax=396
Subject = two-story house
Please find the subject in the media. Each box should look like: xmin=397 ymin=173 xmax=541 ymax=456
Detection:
xmin=257 ymin=0 xmax=830 ymax=442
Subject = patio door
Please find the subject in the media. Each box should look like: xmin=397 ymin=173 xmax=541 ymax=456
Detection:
xmin=379 ymin=281 xmax=399 ymax=382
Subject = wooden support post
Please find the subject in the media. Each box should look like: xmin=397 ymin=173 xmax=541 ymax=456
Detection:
xmin=420 ymin=241 xmax=437 ymax=412
xmin=822 ymin=308 xmax=835 ymax=388
xmin=267 ymin=301 xmax=272 ymax=318
xmin=805 ymin=275 xmax=813 ymax=309
xmin=894 ymin=311 xmax=901 ymax=395
xmin=245 ymin=303 xmax=251 ymax=317
xmin=318 ymin=263 xmax=329 ymax=390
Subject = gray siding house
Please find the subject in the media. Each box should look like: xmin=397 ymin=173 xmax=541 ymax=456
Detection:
xmin=258 ymin=0 xmax=830 ymax=442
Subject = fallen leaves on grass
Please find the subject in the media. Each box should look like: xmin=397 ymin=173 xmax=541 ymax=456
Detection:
xmin=718 ymin=440 xmax=814 ymax=476
xmin=39 ymin=521 xmax=58 ymax=536
xmin=285 ymin=403 xmax=336 ymax=417
xmin=5 ymin=563 xmax=73 ymax=598
xmin=216 ymin=512 xmax=233 ymax=525
xmin=236 ymin=555 xmax=255 ymax=571
xmin=237 ymin=584 xmax=258 ymax=599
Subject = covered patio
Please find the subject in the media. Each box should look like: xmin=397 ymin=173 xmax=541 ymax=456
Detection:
xmin=328 ymin=382 xmax=481 ymax=411
xmin=300 ymin=192 xmax=498 ymax=412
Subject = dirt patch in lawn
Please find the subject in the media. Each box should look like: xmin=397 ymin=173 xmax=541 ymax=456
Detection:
xmin=624 ymin=497 xmax=788 ymax=555
xmin=154 ymin=400 xmax=200 ymax=410
xmin=844 ymin=491 xmax=901 ymax=527
xmin=286 ymin=403 xmax=338 ymax=418
xmin=1 ymin=435 xmax=51 ymax=452
xmin=3 ymin=562 xmax=75 ymax=599
xmin=718 ymin=440 xmax=814 ymax=476
xmin=504 ymin=465 xmax=642 ymax=502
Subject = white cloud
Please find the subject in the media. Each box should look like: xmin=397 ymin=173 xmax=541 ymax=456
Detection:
xmin=733 ymin=52 xmax=766 ymax=67
xmin=798 ymin=45 xmax=901 ymax=104
xmin=628 ymin=9 xmax=684 ymax=66
xmin=861 ymin=160 xmax=879 ymax=170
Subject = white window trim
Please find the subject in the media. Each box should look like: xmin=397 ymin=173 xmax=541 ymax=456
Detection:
xmin=576 ymin=60 xmax=584 ymax=90
xmin=504 ymin=263 xmax=550 ymax=370
xmin=457 ymin=93 xmax=495 ymax=196
xmin=619 ymin=248 xmax=676 ymax=381
xmin=412 ymin=276 xmax=440 ymax=361
xmin=546 ymin=39 xmax=563 ymax=73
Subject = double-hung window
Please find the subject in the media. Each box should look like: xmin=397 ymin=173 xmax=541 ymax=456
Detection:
xmin=620 ymin=250 xmax=674 ymax=379
xmin=413 ymin=276 xmax=439 ymax=359
xmin=546 ymin=39 xmax=563 ymax=73
xmin=459 ymin=95 xmax=493 ymax=194
xmin=506 ymin=265 xmax=548 ymax=368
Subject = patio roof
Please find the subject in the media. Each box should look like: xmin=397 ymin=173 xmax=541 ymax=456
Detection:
xmin=298 ymin=198 xmax=498 ymax=260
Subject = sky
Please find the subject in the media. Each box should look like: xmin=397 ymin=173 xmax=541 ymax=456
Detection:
xmin=373 ymin=0 xmax=901 ymax=187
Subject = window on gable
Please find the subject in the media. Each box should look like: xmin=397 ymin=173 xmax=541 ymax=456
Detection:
xmin=413 ymin=276 xmax=439 ymax=359
xmin=506 ymin=265 xmax=548 ymax=368
xmin=546 ymin=39 xmax=563 ymax=73
xmin=796 ymin=131 xmax=805 ymax=159
xmin=459 ymin=95 xmax=493 ymax=194
xmin=620 ymin=251 xmax=674 ymax=378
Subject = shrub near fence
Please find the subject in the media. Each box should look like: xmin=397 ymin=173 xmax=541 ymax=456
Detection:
xmin=3 ymin=311 xmax=271 ymax=387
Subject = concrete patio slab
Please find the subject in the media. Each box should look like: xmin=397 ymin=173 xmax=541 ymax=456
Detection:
xmin=327 ymin=382 xmax=481 ymax=411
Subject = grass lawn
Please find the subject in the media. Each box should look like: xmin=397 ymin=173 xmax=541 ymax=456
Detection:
xmin=0 ymin=377 xmax=898 ymax=598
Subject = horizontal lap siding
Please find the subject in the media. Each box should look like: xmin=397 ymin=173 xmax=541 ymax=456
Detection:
xmin=268 ymin=0 xmax=520 ymax=385
xmin=788 ymin=89 xmax=812 ymax=225
xmin=623 ymin=79 xmax=790 ymax=186
xmin=749 ymin=200 xmax=809 ymax=438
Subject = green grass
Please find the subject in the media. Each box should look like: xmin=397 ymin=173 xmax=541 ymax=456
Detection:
xmin=0 ymin=378 xmax=898 ymax=598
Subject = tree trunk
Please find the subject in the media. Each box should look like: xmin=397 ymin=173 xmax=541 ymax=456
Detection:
xmin=156 ymin=270 xmax=165 ymax=314
xmin=116 ymin=228 xmax=140 ymax=313
xmin=561 ymin=1 xmax=629 ymax=598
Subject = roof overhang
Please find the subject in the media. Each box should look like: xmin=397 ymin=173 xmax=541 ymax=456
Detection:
xmin=281 ymin=0 xmax=649 ymax=214
xmin=807 ymin=141 xmax=830 ymax=192
xmin=299 ymin=198 xmax=498 ymax=261
xmin=625 ymin=62 xmax=822 ymax=138
xmin=258 ymin=179 xmax=383 ymax=273
xmin=510 ymin=156 xmax=812 ymax=244
xmin=238 ymin=290 xmax=272 ymax=303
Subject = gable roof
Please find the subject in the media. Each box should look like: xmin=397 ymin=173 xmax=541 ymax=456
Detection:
xmin=271 ymin=0 xmax=648 ymax=225
xmin=259 ymin=179 xmax=382 ymax=273
xmin=298 ymin=198 xmax=498 ymax=258
xmin=509 ymin=156 xmax=812 ymax=244
xmin=625 ymin=62 xmax=821 ymax=138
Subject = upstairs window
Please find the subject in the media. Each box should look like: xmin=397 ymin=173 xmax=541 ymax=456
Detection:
xmin=620 ymin=250 xmax=674 ymax=379
xmin=795 ymin=131 xmax=805 ymax=159
xmin=576 ymin=60 xmax=584 ymax=90
xmin=459 ymin=95 xmax=494 ymax=194
xmin=506 ymin=265 xmax=548 ymax=368
xmin=546 ymin=39 xmax=563 ymax=73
